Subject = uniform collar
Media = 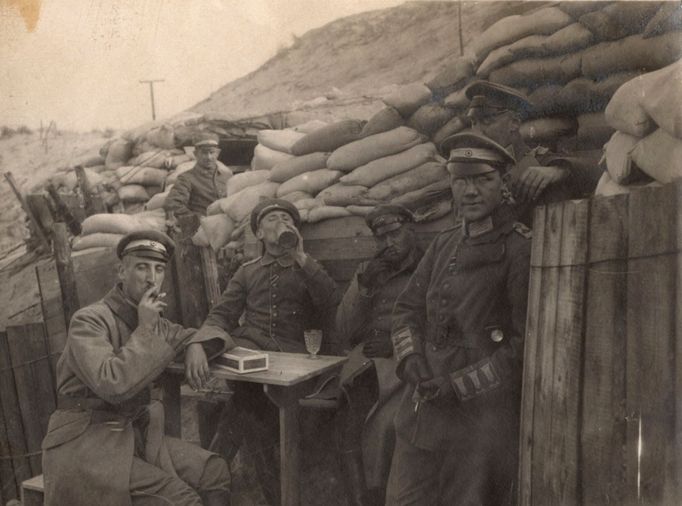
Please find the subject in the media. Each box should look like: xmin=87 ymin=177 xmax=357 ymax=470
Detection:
xmin=463 ymin=205 xmax=515 ymax=244
xmin=260 ymin=251 xmax=296 ymax=268
xmin=102 ymin=284 xmax=139 ymax=329
xmin=377 ymin=244 xmax=423 ymax=282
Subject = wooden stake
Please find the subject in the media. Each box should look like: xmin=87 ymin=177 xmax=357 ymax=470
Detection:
xmin=46 ymin=183 xmax=81 ymax=236
xmin=74 ymin=165 xmax=105 ymax=216
xmin=3 ymin=172 xmax=50 ymax=252
xmin=52 ymin=223 xmax=80 ymax=324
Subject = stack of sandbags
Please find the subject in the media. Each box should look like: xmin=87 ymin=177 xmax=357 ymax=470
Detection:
xmin=596 ymin=61 xmax=682 ymax=196
xmin=72 ymin=209 xmax=167 ymax=253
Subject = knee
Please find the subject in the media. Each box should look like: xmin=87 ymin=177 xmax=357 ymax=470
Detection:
xmin=200 ymin=455 xmax=231 ymax=492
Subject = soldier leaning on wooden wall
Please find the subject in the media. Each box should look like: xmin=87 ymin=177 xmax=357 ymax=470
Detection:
xmin=386 ymin=133 xmax=531 ymax=505
xmin=41 ymin=230 xmax=232 ymax=506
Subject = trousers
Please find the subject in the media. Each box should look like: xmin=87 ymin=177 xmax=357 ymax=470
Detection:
xmin=130 ymin=436 xmax=230 ymax=505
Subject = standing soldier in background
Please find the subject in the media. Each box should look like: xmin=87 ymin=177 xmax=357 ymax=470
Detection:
xmin=335 ymin=205 xmax=424 ymax=506
xmin=164 ymin=132 xmax=232 ymax=220
xmin=41 ymin=230 xmax=232 ymax=506
xmin=464 ymin=79 xmax=586 ymax=225
xmin=385 ymin=133 xmax=531 ymax=505
xmin=185 ymin=197 xmax=338 ymax=505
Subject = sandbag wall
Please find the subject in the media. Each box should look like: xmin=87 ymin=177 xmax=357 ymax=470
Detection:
xmin=596 ymin=59 xmax=682 ymax=196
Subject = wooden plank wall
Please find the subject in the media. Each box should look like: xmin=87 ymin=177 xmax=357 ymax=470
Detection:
xmin=519 ymin=180 xmax=682 ymax=505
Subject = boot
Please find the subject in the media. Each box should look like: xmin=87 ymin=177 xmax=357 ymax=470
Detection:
xmin=208 ymin=403 xmax=243 ymax=464
xmin=200 ymin=489 xmax=231 ymax=506
xmin=340 ymin=449 xmax=368 ymax=506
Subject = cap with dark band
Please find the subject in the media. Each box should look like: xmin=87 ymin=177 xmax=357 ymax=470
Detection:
xmin=365 ymin=204 xmax=414 ymax=236
xmin=117 ymin=230 xmax=175 ymax=262
xmin=250 ymin=198 xmax=301 ymax=233
xmin=193 ymin=132 xmax=220 ymax=148
xmin=440 ymin=132 xmax=515 ymax=178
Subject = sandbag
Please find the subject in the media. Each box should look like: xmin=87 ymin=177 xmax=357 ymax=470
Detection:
xmin=602 ymin=131 xmax=643 ymax=184
xmin=578 ymin=2 xmax=660 ymax=42
xmin=206 ymin=199 xmax=223 ymax=216
xmin=594 ymin=171 xmax=661 ymax=197
xmin=412 ymin=199 xmax=452 ymax=223
xmin=644 ymin=2 xmax=682 ymax=38
xmin=116 ymin=166 xmax=168 ymax=186
xmin=581 ymin=32 xmax=682 ymax=79
xmin=127 ymin=149 xmax=174 ymax=169
xmin=558 ymin=72 xmax=641 ymax=116
xmin=425 ymin=56 xmax=475 ymax=96
xmin=576 ymin=112 xmax=615 ymax=150
xmin=105 ymin=139 xmax=133 ymax=170
xmin=508 ymin=34 xmax=549 ymax=59
xmin=226 ymin=170 xmax=270 ymax=196
xmin=199 ymin=214 xmax=235 ymax=251
xmin=276 ymin=169 xmax=342 ymax=197
xmin=164 ymin=153 xmax=194 ymax=170
xmin=527 ymin=85 xmax=568 ymax=117
xmin=360 ymin=107 xmax=404 ymax=138
xmin=327 ymin=127 xmax=425 ymax=172
xmin=144 ymin=191 xmax=169 ymax=211
xmin=307 ymin=206 xmax=352 ymax=224
xmin=443 ymin=86 xmax=470 ymax=110
xmin=468 ymin=7 xmax=573 ymax=63
xmin=407 ymin=104 xmax=457 ymax=136
xmin=294 ymin=198 xmax=321 ymax=211
xmin=381 ymin=83 xmax=432 ymax=118
xmin=542 ymin=23 xmax=594 ymax=55
xmin=604 ymin=76 xmax=655 ymax=138
xmin=145 ymin=125 xmax=176 ymax=150
xmin=165 ymin=161 xmax=196 ymax=186
xmin=340 ymin=143 xmax=440 ymax=187
xmin=191 ymin=227 xmax=209 ymax=247
xmin=390 ymin=179 xmax=451 ymax=210
xmin=220 ymin=181 xmax=280 ymax=223
xmin=433 ymin=116 xmax=469 ymax=147
xmin=279 ymin=191 xmax=313 ymax=204
xmin=256 ymin=129 xmax=306 ymax=154
xmin=557 ymin=1 xmax=603 ymax=19
xmin=292 ymin=120 xmax=329 ymax=134
xmin=269 ymin=152 xmax=330 ymax=183
xmin=476 ymin=45 xmax=516 ymax=78
xmin=318 ymin=184 xmax=367 ymax=206
xmin=637 ymin=61 xmax=682 ymax=139
xmin=364 ymin=161 xmax=447 ymax=203
xmin=346 ymin=205 xmax=375 ymax=217
xmin=519 ymin=117 xmax=578 ymax=144
xmin=290 ymin=120 xmax=365 ymax=156
xmin=72 ymin=233 xmax=123 ymax=251
xmin=80 ymin=209 xmax=165 ymax=235
xmin=631 ymin=128 xmax=682 ymax=184
xmin=118 ymin=185 xmax=149 ymax=203
xmin=489 ymin=52 xmax=582 ymax=88
xmin=251 ymin=144 xmax=295 ymax=171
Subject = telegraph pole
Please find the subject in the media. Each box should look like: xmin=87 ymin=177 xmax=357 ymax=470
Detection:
xmin=139 ymin=79 xmax=165 ymax=120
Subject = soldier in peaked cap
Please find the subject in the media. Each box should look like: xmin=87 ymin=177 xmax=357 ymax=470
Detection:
xmin=42 ymin=230 xmax=232 ymax=506
xmin=463 ymin=79 xmax=586 ymax=226
xmin=187 ymin=197 xmax=337 ymax=505
xmin=385 ymin=133 xmax=531 ymax=505
xmin=164 ymin=132 xmax=233 ymax=221
xmin=323 ymin=204 xmax=424 ymax=505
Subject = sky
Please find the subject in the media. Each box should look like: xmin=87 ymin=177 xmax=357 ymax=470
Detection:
xmin=0 ymin=0 xmax=411 ymax=131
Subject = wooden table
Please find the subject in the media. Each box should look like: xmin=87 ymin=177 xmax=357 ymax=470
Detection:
xmin=162 ymin=352 xmax=347 ymax=506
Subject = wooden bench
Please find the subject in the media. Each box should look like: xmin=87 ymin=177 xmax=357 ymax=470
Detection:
xmin=22 ymin=474 xmax=44 ymax=506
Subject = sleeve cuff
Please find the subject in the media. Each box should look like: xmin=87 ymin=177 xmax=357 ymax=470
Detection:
xmin=189 ymin=325 xmax=235 ymax=357
xmin=391 ymin=327 xmax=417 ymax=362
xmin=449 ymin=357 xmax=503 ymax=401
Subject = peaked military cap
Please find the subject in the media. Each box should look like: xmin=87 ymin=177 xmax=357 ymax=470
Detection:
xmin=465 ymin=80 xmax=533 ymax=115
xmin=117 ymin=229 xmax=175 ymax=262
xmin=193 ymin=132 xmax=220 ymax=148
xmin=365 ymin=204 xmax=414 ymax=236
xmin=440 ymin=132 xmax=515 ymax=177
xmin=250 ymin=198 xmax=301 ymax=233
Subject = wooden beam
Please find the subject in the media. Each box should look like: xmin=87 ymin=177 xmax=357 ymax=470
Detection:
xmin=200 ymin=247 xmax=221 ymax=310
xmin=3 ymin=172 xmax=50 ymax=252
xmin=46 ymin=183 xmax=81 ymax=236
xmin=52 ymin=223 xmax=80 ymax=325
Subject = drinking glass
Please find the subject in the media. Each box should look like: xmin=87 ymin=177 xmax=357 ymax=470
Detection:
xmin=304 ymin=329 xmax=323 ymax=359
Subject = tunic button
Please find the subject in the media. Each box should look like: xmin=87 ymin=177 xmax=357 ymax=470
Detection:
xmin=273 ymin=312 xmax=278 ymax=318
xmin=491 ymin=329 xmax=504 ymax=342
xmin=272 ymin=293 xmax=278 ymax=299
xmin=273 ymin=304 xmax=277 ymax=309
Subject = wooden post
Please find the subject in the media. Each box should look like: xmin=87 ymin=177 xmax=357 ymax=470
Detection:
xmin=74 ymin=165 xmax=105 ymax=216
xmin=52 ymin=223 xmax=80 ymax=325
xmin=200 ymin=247 xmax=221 ymax=310
xmin=46 ymin=183 xmax=81 ymax=236
xmin=4 ymin=172 xmax=50 ymax=252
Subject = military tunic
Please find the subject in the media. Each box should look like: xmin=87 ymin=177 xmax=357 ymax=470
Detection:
xmin=163 ymin=165 xmax=231 ymax=218
xmin=335 ymin=247 xmax=423 ymax=489
xmin=193 ymin=251 xmax=337 ymax=352
xmin=386 ymin=207 xmax=531 ymax=505
xmin=41 ymin=285 xmax=231 ymax=506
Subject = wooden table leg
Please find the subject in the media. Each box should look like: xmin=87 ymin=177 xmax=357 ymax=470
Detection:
xmin=264 ymin=382 xmax=311 ymax=506
xmin=161 ymin=372 xmax=182 ymax=438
